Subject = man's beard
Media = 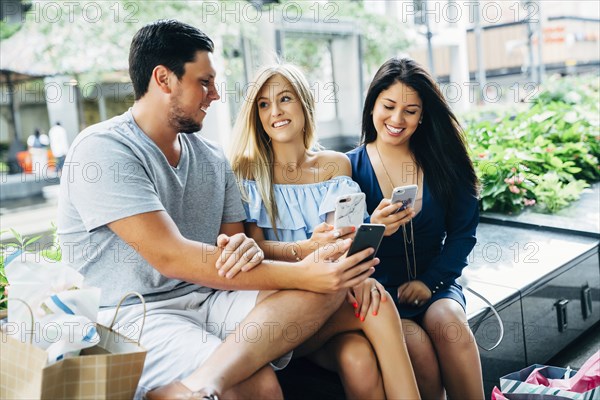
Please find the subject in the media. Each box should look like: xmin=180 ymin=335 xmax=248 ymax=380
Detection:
xmin=168 ymin=97 xmax=202 ymax=134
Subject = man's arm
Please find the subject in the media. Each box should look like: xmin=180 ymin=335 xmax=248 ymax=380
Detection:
xmin=108 ymin=211 xmax=377 ymax=293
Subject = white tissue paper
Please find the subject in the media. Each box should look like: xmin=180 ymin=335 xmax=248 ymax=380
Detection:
xmin=4 ymin=252 xmax=101 ymax=364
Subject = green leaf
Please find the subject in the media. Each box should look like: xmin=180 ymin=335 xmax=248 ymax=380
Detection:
xmin=41 ymin=248 xmax=62 ymax=262
xmin=482 ymin=197 xmax=495 ymax=211
xmin=549 ymin=157 xmax=563 ymax=168
xmin=9 ymin=228 xmax=23 ymax=246
xmin=24 ymin=235 xmax=42 ymax=247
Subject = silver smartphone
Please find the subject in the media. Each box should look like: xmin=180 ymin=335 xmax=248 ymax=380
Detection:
xmin=390 ymin=184 xmax=418 ymax=213
xmin=346 ymin=224 xmax=385 ymax=261
xmin=333 ymin=193 xmax=366 ymax=229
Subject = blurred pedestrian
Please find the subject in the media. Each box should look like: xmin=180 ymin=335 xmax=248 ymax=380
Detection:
xmin=48 ymin=121 xmax=70 ymax=173
xmin=27 ymin=128 xmax=49 ymax=174
xmin=27 ymin=128 xmax=49 ymax=148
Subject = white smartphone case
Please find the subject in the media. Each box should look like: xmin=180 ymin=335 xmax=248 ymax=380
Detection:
xmin=333 ymin=193 xmax=366 ymax=229
xmin=391 ymin=184 xmax=418 ymax=212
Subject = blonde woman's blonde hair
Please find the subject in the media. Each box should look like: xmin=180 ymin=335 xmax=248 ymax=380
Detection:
xmin=228 ymin=64 xmax=318 ymax=239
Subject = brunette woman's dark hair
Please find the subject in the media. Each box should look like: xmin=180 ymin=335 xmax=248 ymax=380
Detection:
xmin=361 ymin=57 xmax=478 ymax=209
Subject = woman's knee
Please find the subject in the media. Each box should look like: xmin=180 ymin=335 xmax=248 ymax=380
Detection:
xmin=334 ymin=335 xmax=380 ymax=385
xmin=423 ymin=301 xmax=474 ymax=348
xmin=378 ymin=292 xmax=399 ymax=318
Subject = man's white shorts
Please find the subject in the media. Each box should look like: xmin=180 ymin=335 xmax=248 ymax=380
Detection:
xmin=98 ymin=290 xmax=292 ymax=399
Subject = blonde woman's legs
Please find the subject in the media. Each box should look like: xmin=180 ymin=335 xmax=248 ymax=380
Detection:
xmin=298 ymin=291 xmax=420 ymax=399
xmin=309 ymin=332 xmax=385 ymax=400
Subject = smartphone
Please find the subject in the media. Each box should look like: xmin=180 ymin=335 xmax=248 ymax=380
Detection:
xmin=333 ymin=193 xmax=366 ymax=230
xmin=390 ymin=184 xmax=418 ymax=213
xmin=346 ymin=224 xmax=385 ymax=261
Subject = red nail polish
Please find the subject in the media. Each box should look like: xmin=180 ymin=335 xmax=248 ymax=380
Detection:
xmin=353 ymin=302 xmax=358 ymax=308
xmin=360 ymin=316 xmax=365 ymax=322
xmin=355 ymin=313 xmax=359 ymax=318
xmin=373 ymin=311 xmax=377 ymax=316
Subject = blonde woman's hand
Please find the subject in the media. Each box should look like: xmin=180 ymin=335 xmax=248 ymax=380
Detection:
xmin=370 ymin=198 xmax=415 ymax=236
xmin=306 ymin=222 xmax=356 ymax=252
xmin=347 ymin=278 xmax=387 ymax=321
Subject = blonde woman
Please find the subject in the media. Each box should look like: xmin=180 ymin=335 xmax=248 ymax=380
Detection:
xmin=226 ymin=64 xmax=420 ymax=400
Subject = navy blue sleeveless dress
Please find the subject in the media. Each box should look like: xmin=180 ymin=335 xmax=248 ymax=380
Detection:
xmin=347 ymin=145 xmax=479 ymax=319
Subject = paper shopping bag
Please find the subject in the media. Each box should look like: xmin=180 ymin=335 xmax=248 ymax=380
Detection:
xmin=0 ymin=294 xmax=147 ymax=400
xmin=5 ymin=254 xmax=102 ymax=363
xmin=500 ymin=364 xmax=599 ymax=400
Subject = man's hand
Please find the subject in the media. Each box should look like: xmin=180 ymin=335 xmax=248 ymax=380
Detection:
xmin=370 ymin=198 xmax=415 ymax=236
xmin=215 ymin=233 xmax=264 ymax=279
xmin=397 ymin=280 xmax=432 ymax=307
xmin=297 ymin=238 xmax=379 ymax=293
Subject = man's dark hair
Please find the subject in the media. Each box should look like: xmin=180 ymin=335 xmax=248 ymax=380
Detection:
xmin=129 ymin=19 xmax=214 ymax=100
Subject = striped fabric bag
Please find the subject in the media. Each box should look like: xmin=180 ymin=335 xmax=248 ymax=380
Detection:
xmin=499 ymin=353 xmax=600 ymax=400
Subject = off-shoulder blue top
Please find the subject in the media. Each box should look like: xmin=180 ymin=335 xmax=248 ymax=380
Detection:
xmin=242 ymin=176 xmax=364 ymax=242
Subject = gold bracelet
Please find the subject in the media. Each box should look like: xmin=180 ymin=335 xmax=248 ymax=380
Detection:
xmin=291 ymin=245 xmax=301 ymax=261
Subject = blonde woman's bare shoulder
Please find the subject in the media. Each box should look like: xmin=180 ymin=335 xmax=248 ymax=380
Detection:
xmin=314 ymin=150 xmax=351 ymax=179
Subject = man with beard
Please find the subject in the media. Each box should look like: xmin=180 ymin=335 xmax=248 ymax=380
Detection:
xmin=57 ymin=20 xmax=378 ymax=400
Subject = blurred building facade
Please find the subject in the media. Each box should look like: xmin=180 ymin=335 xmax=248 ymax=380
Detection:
xmin=1 ymin=1 xmax=598 ymax=155
xmin=365 ymin=1 xmax=599 ymax=88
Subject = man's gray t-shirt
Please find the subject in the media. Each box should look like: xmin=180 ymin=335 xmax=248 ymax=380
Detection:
xmin=58 ymin=110 xmax=247 ymax=307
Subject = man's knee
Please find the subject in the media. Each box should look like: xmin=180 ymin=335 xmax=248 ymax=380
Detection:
xmin=318 ymin=290 xmax=346 ymax=312
xmin=228 ymin=366 xmax=283 ymax=400
xmin=255 ymin=368 xmax=283 ymax=400
xmin=259 ymin=289 xmax=345 ymax=312
xmin=285 ymin=289 xmax=347 ymax=316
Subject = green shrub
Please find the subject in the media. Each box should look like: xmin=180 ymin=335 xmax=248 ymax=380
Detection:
xmin=465 ymin=75 xmax=599 ymax=214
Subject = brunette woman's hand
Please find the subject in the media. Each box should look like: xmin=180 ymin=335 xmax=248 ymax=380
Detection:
xmin=397 ymin=280 xmax=432 ymax=307
xmin=370 ymin=198 xmax=415 ymax=236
